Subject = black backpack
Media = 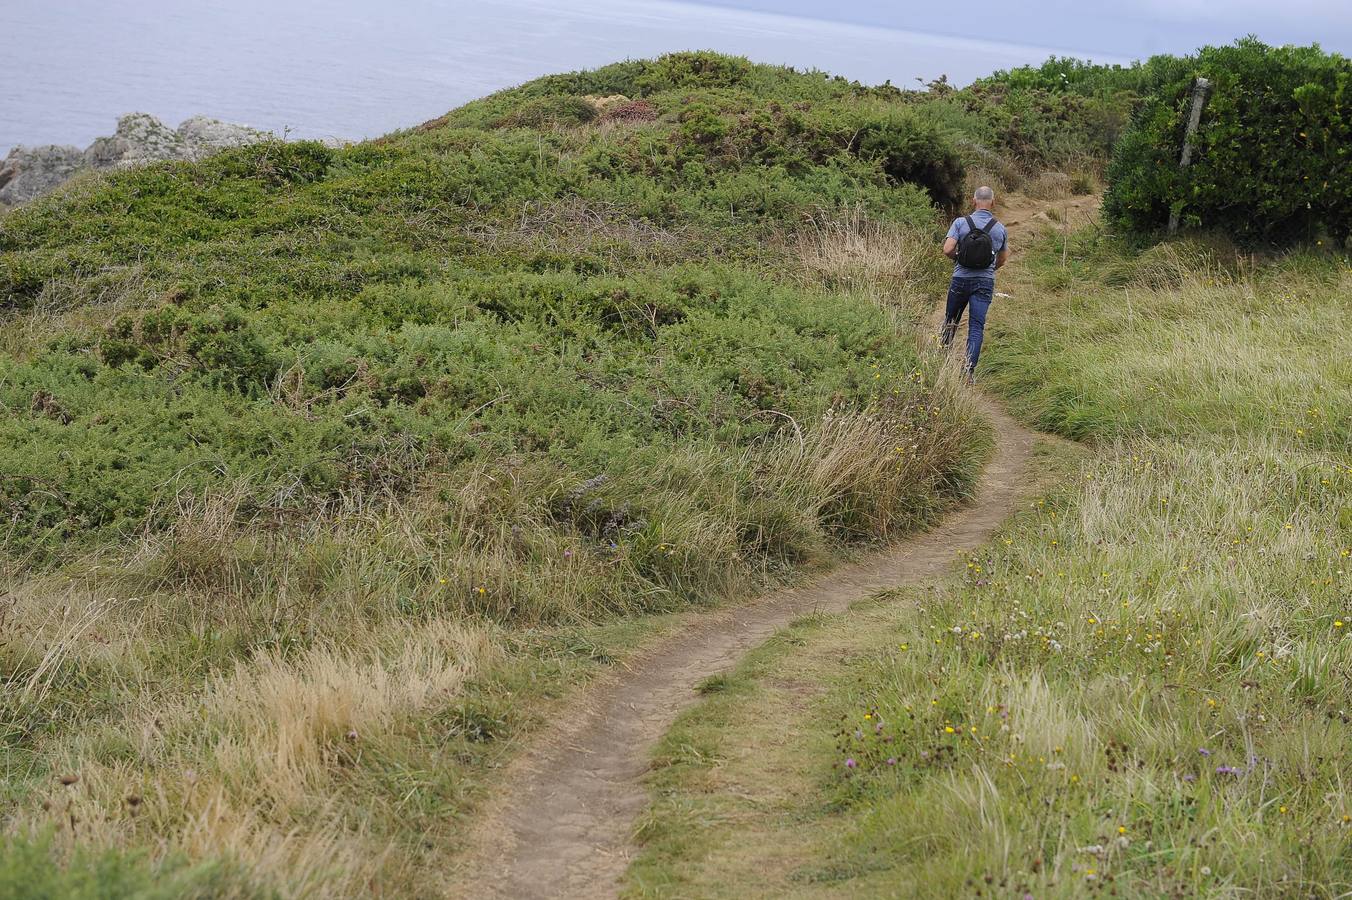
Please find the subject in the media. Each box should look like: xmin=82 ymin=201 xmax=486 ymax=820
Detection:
xmin=956 ymin=215 xmax=999 ymax=269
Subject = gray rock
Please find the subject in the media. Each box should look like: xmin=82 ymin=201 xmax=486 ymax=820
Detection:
xmin=84 ymin=112 xmax=186 ymax=169
xmin=177 ymin=115 xmax=268 ymax=159
xmin=0 ymin=144 xmax=86 ymax=206
xmin=0 ymin=113 xmax=270 ymax=207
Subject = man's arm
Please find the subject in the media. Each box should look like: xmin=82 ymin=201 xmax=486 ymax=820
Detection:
xmin=943 ymin=236 xmax=959 ymax=260
xmin=993 ymin=230 xmax=1011 ymax=269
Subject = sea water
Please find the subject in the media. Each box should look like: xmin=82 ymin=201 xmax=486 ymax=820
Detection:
xmin=4 ymin=0 xmax=1106 ymax=154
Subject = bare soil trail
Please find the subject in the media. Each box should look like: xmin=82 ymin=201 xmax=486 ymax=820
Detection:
xmin=464 ymin=191 xmax=1069 ymax=899
xmin=463 ymin=398 xmax=1037 ymax=899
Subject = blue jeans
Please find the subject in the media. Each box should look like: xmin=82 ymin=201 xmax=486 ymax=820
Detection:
xmin=941 ymin=276 xmax=994 ymax=373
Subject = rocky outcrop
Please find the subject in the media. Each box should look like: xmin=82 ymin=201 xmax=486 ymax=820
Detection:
xmin=0 ymin=113 xmax=269 ymax=207
xmin=0 ymin=145 xmax=86 ymax=206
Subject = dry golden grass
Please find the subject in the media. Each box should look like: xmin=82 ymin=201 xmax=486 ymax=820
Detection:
xmin=16 ymin=617 xmax=497 ymax=897
xmin=0 ymin=265 xmax=153 ymax=362
xmin=793 ymin=207 xmax=941 ymax=306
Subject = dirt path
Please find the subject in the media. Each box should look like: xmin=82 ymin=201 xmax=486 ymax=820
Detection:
xmin=463 ymin=395 xmax=1037 ymax=899
xmin=462 ymin=190 xmax=1074 ymax=898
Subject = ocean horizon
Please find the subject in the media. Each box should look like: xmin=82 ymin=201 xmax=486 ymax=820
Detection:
xmin=3 ymin=0 xmax=1124 ymax=156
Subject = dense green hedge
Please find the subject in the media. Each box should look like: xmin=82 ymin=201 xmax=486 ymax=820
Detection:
xmin=1104 ymin=39 xmax=1352 ymax=244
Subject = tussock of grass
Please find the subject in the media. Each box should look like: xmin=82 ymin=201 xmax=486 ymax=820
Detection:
xmin=5 ymin=607 xmax=498 ymax=894
xmin=793 ymin=207 xmax=947 ymax=304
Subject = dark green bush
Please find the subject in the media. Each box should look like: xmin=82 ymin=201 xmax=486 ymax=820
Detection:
xmin=101 ymin=304 xmax=276 ymax=392
xmin=942 ymin=81 xmax=1136 ymax=164
xmin=211 ymin=140 xmax=336 ymax=187
xmin=851 ymin=117 xmax=964 ymax=208
xmin=980 ymin=56 xmax=1161 ymax=98
xmin=521 ymin=59 xmax=651 ymax=99
xmin=1105 ymin=39 xmax=1352 ymax=244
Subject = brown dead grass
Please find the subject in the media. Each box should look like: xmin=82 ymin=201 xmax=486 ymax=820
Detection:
xmin=20 ymin=618 xmax=498 ymax=897
xmin=793 ymin=207 xmax=939 ymax=303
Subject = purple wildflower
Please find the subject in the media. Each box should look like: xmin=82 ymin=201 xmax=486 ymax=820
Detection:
xmin=1197 ymin=748 xmax=1211 ymax=757
xmin=886 ymin=757 xmax=897 ymax=766
xmin=1183 ymin=774 xmax=1197 ymax=783
xmin=845 ymin=758 xmax=857 ymax=769
xmin=1216 ymin=765 xmax=1241 ymax=776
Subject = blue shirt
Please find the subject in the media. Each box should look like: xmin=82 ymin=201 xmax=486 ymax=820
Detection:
xmin=947 ymin=209 xmax=1008 ymax=279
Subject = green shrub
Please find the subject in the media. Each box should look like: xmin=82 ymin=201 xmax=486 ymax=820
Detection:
xmin=636 ymin=51 xmax=754 ymax=93
xmin=100 ymin=303 xmax=276 ymax=392
xmin=212 ymin=140 xmax=336 ymax=187
xmin=946 ymin=82 xmax=1135 ymax=164
xmin=851 ymin=116 xmax=965 ymax=208
xmin=492 ymin=95 xmax=598 ymax=129
xmin=521 ymin=60 xmax=652 ymax=99
xmin=1105 ymin=39 xmax=1352 ymax=244
xmin=980 ymin=55 xmax=1190 ymax=99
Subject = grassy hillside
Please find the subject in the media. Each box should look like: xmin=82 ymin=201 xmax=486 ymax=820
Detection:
xmin=625 ymin=228 xmax=1351 ymax=897
xmin=0 ymin=52 xmax=1100 ymax=896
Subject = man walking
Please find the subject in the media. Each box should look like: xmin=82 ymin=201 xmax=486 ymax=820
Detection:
xmin=941 ymin=186 xmax=1009 ymax=379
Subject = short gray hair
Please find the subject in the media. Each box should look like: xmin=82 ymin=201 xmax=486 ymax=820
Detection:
xmin=974 ymin=186 xmax=995 ymax=202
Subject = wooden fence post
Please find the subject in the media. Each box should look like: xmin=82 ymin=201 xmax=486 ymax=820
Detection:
xmin=1168 ymin=76 xmax=1212 ymax=235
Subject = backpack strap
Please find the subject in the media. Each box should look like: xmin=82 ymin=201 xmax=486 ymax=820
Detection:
xmin=963 ymin=215 xmax=977 ymax=233
xmin=979 ymin=218 xmax=998 ymax=234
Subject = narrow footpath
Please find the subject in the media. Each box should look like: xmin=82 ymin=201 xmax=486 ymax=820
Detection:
xmin=465 ymin=396 xmax=1037 ymax=898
